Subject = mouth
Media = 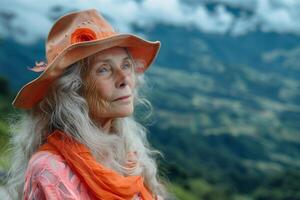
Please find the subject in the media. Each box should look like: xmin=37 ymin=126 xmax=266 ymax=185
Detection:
xmin=113 ymin=95 xmax=131 ymax=101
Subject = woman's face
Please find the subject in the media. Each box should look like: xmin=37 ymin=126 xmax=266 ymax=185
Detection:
xmin=82 ymin=47 xmax=136 ymax=123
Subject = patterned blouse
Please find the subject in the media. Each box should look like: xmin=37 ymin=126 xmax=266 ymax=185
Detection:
xmin=23 ymin=151 xmax=146 ymax=200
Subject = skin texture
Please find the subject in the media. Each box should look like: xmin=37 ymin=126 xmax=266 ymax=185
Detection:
xmin=81 ymin=47 xmax=136 ymax=133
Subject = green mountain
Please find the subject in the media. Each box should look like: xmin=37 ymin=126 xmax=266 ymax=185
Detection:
xmin=1 ymin=23 xmax=300 ymax=199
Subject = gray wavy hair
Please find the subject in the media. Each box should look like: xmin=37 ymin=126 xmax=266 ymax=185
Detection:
xmin=2 ymin=50 xmax=171 ymax=199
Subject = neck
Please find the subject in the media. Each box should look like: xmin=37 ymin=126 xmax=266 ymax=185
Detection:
xmin=98 ymin=118 xmax=113 ymax=133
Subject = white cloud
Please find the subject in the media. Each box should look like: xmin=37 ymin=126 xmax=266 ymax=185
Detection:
xmin=213 ymin=0 xmax=300 ymax=35
xmin=255 ymin=0 xmax=300 ymax=34
xmin=193 ymin=5 xmax=234 ymax=33
xmin=1 ymin=0 xmax=300 ymax=44
xmin=231 ymin=16 xmax=257 ymax=36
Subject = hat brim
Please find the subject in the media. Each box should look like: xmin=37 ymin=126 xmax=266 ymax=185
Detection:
xmin=12 ymin=34 xmax=161 ymax=109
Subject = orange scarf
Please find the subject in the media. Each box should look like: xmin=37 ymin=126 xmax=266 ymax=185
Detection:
xmin=38 ymin=130 xmax=154 ymax=200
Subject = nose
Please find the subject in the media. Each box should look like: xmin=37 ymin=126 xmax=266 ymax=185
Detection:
xmin=115 ymin=69 xmax=129 ymax=88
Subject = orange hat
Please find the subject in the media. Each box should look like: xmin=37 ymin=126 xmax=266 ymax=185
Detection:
xmin=12 ymin=9 xmax=161 ymax=109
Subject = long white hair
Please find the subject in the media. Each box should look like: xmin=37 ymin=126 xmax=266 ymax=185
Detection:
xmin=2 ymin=51 xmax=171 ymax=199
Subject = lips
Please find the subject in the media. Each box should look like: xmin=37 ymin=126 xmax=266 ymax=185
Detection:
xmin=113 ymin=95 xmax=131 ymax=101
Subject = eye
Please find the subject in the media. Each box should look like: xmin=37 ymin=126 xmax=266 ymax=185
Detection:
xmin=97 ymin=63 xmax=111 ymax=74
xmin=122 ymin=61 xmax=132 ymax=70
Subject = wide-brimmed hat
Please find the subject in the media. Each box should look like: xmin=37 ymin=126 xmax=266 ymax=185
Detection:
xmin=12 ymin=9 xmax=161 ymax=109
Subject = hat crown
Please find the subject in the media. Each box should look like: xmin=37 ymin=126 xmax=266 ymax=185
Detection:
xmin=46 ymin=9 xmax=116 ymax=62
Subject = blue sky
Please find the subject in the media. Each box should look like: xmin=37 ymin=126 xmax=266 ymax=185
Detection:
xmin=1 ymin=0 xmax=300 ymax=44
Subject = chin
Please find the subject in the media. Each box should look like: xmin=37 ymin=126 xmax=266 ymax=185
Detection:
xmin=115 ymin=107 xmax=134 ymax=117
xmin=117 ymin=113 xmax=132 ymax=118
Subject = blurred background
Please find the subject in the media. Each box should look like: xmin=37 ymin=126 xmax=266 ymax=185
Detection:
xmin=1 ymin=0 xmax=300 ymax=199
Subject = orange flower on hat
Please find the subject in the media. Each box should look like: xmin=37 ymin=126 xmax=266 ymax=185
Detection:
xmin=71 ymin=27 xmax=97 ymax=44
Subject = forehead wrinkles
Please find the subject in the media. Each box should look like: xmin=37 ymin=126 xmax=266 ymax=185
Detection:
xmin=79 ymin=48 xmax=137 ymax=82
xmin=90 ymin=47 xmax=131 ymax=65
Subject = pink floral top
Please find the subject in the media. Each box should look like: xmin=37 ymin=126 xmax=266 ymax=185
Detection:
xmin=23 ymin=151 xmax=145 ymax=200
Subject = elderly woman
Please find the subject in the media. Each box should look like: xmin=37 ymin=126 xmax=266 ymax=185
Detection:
xmin=5 ymin=9 xmax=169 ymax=200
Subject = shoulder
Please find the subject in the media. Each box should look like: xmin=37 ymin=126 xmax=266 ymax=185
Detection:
xmin=25 ymin=151 xmax=70 ymax=186
xmin=23 ymin=151 xmax=70 ymax=199
xmin=26 ymin=151 xmax=67 ymax=178
xmin=24 ymin=151 xmax=94 ymax=199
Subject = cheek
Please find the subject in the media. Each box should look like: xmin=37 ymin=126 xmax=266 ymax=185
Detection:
xmin=95 ymin=84 xmax=112 ymax=99
xmin=91 ymin=79 xmax=114 ymax=99
xmin=83 ymin=80 xmax=113 ymax=118
xmin=129 ymin=74 xmax=137 ymax=89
